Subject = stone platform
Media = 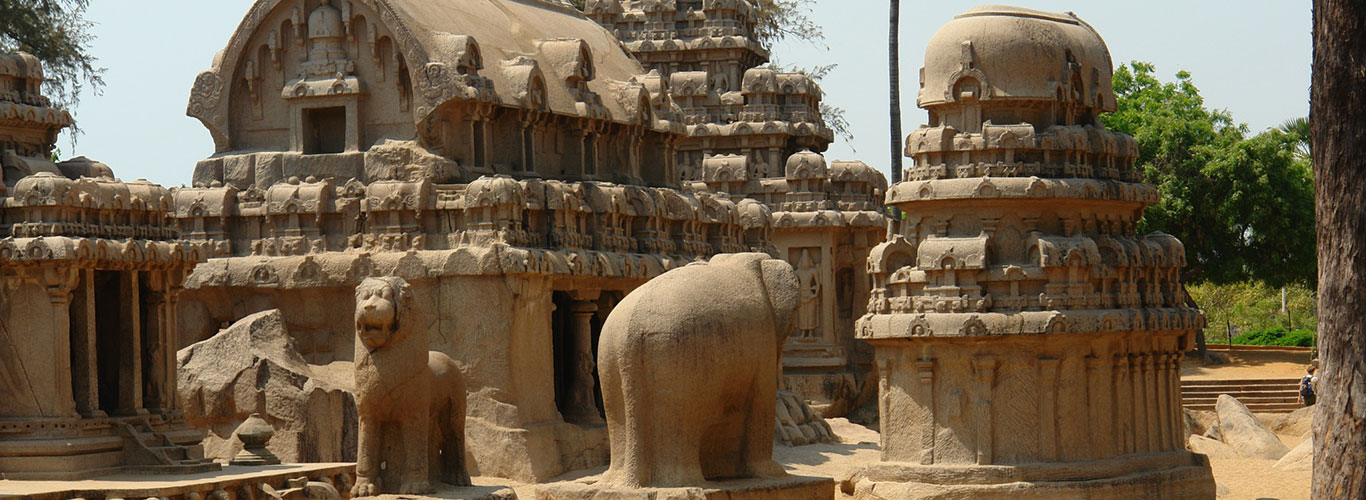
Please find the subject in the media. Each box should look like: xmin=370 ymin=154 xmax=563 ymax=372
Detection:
xmin=533 ymin=474 xmax=833 ymax=500
xmin=843 ymin=452 xmax=1215 ymax=500
xmin=0 ymin=463 xmax=354 ymax=500
xmin=368 ymin=484 xmax=518 ymax=500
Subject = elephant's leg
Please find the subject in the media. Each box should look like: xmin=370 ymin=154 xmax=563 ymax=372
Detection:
xmin=598 ymin=342 xmax=647 ymax=487
xmin=352 ymin=417 xmax=381 ymax=496
xmin=742 ymin=371 xmax=787 ymax=479
xmin=444 ymin=395 xmax=472 ymax=486
xmin=399 ymin=411 xmax=433 ymax=494
xmin=643 ymin=407 xmax=706 ymax=487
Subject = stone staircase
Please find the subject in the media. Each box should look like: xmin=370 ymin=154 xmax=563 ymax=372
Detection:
xmin=116 ymin=418 xmax=221 ymax=474
xmin=1181 ymin=378 xmax=1304 ymax=413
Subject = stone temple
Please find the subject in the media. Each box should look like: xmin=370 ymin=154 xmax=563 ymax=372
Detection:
xmin=169 ymin=0 xmax=877 ymax=483
xmin=586 ymin=0 xmax=888 ymax=414
xmin=0 ymin=53 xmax=213 ymax=479
xmin=0 ymin=2 xmax=1226 ymax=500
xmin=848 ymin=6 xmax=1215 ymax=498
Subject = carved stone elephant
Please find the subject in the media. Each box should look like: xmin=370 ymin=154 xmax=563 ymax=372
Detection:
xmin=596 ymin=253 xmax=799 ymax=488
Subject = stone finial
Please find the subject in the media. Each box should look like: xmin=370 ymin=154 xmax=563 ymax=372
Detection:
xmin=230 ymin=413 xmax=281 ymax=466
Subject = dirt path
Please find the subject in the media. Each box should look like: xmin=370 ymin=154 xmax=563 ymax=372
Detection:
xmin=1182 ymin=349 xmax=1314 ymax=380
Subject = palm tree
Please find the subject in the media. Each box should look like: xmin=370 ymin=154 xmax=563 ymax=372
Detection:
xmin=1278 ymin=116 xmax=1310 ymax=161
xmin=888 ymin=0 xmax=903 ymax=186
xmin=1310 ymin=1 xmax=1366 ymax=497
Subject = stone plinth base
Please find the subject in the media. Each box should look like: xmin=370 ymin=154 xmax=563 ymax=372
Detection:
xmin=843 ymin=452 xmax=1214 ymax=500
xmin=0 ymin=415 xmax=216 ymax=481
xmin=0 ymin=463 xmax=355 ymax=500
xmin=466 ymin=419 xmax=608 ymax=482
xmin=367 ymin=484 xmax=517 ymax=500
xmin=533 ymin=475 xmax=833 ymax=500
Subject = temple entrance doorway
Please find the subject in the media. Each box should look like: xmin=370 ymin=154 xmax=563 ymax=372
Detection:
xmin=93 ymin=271 xmax=126 ymax=414
xmin=552 ymin=291 xmax=606 ymax=425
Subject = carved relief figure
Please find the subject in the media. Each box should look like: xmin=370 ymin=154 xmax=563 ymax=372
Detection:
xmin=351 ymin=277 xmax=470 ymax=495
xmin=793 ymin=248 xmax=821 ymax=339
xmin=595 ymin=253 xmax=799 ymax=487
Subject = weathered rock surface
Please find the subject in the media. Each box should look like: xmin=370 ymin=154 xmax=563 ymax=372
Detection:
xmin=1215 ymin=394 xmax=1290 ymax=460
xmin=1273 ymin=437 xmax=1313 ymax=471
xmin=775 ymin=390 xmax=836 ymax=446
xmin=1184 ymin=408 xmax=1218 ymax=437
xmin=1271 ymin=406 xmax=1314 ymax=437
xmin=1188 ymin=434 xmax=1239 ymax=459
xmin=178 ymin=309 xmax=357 ymax=463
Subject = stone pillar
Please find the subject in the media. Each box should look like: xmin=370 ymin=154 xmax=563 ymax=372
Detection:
xmin=1114 ymin=352 xmax=1132 ymax=455
xmin=41 ymin=267 xmax=78 ymax=417
xmin=768 ymin=147 xmax=781 ymax=177
xmin=1157 ymin=353 xmax=1172 ymax=451
xmin=142 ymin=287 xmax=168 ymax=413
xmin=914 ymin=358 xmax=936 ymax=465
xmin=972 ymin=355 xmax=995 ymax=465
xmin=1130 ymin=353 xmax=1147 ymax=454
xmin=117 ymin=271 xmax=144 ymax=416
xmin=1038 ymin=357 xmax=1060 ymax=462
xmin=1084 ymin=354 xmax=1107 ymax=459
xmin=1170 ymin=352 xmax=1185 ymax=449
xmin=564 ymin=292 xmax=603 ymax=425
xmin=69 ymin=268 xmax=103 ymax=417
xmin=165 ymin=282 xmax=184 ymax=412
xmin=1142 ymin=352 xmax=1158 ymax=452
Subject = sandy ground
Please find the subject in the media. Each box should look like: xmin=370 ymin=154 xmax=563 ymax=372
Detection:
xmin=1181 ymin=349 xmax=1314 ymax=380
xmin=485 ymin=418 xmax=1309 ymax=500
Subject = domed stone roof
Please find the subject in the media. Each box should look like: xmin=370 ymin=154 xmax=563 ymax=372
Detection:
xmin=918 ymin=5 xmax=1116 ymax=112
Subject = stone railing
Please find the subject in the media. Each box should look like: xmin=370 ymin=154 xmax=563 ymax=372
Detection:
xmin=172 ymin=175 xmax=777 ymax=262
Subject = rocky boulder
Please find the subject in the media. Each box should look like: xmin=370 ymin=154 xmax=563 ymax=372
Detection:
xmin=178 ymin=309 xmax=357 ymax=463
xmin=775 ymin=390 xmax=836 ymax=446
xmin=1271 ymin=406 xmax=1314 ymax=437
xmin=1187 ymin=434 xmax=1239 ymax=459
xmin=1273 ymin=437 xmax=1313 ymax=471
xmin=1215 ymin=394 xmax=1290 ymax=460
xmin=1184 ymin=408 xmax=1218 ymax=437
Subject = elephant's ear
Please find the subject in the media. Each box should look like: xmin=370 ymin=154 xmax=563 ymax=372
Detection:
xmin=761 ymin=258 xmax=800 ymax=339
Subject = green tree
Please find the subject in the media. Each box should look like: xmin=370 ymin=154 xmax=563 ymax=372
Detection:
xmin=1279 ymin=116 xmax=1310 ymax=161
xmin=1106 ymin=62 xmax=1316 ymax=286
xmin=0 ymin=0 xmax=103 ymax=110
xmin=750 ymin=0 xmax=823 ymax=47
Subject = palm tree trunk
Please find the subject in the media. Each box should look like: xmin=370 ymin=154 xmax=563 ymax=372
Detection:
xmin=1311 ymin=0 xmax=1366 ymax=497
xmin=888 ymin=0 xmax=903 ymax=186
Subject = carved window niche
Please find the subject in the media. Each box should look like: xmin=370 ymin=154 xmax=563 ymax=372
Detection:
xmin=283 ymin=0 xmax=366 ymax=154
xmin=286 ymin=90 xmax=362 ymax=154
xmin=303 ymin=106 xmax=347 ymax=154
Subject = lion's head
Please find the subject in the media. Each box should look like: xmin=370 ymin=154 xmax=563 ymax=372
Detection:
xmin=354 ymin=277 xmax=413 ymax=351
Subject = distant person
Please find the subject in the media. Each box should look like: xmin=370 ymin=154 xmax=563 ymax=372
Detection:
xmin=1299 ymin=363 xmax=1318 ymax=406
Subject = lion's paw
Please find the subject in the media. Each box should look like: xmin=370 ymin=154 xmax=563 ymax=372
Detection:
xmin=351 ymin=478 xmax=379 ymax=497
xmin=399 ymin=480 xmax=432 ymax=494
xmin=747 ymin=460 xmax=789 ymax=479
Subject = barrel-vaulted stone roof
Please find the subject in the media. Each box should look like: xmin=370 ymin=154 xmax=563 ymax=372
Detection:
xmin=189 ymin=0 xmax=663 ymax=152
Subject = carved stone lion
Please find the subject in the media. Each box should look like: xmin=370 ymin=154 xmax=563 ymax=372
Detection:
xmin=352 ymin=277 xmax=470 ymax=496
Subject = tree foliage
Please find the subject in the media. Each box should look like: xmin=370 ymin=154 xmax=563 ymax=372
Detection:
xmin=1187 ymin=280 xmax=1318 ymax=344
xmin=0 ymin=0 xmax=103 ymax=110
xmin=750 ymin=0 xmax=823 ymax=47
xmin=1106 ymin=62 xmax=1316 ymax=287
xmin=765 ymin=61 xmax=853 ymax=145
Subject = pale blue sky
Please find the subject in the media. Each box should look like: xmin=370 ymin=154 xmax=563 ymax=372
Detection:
xmin=58 ymin=0 xmax=1310 ymax=187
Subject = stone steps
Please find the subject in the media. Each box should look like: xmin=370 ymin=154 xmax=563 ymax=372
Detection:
xmin=1180 ymin=378 xmax=1304 ymax=414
